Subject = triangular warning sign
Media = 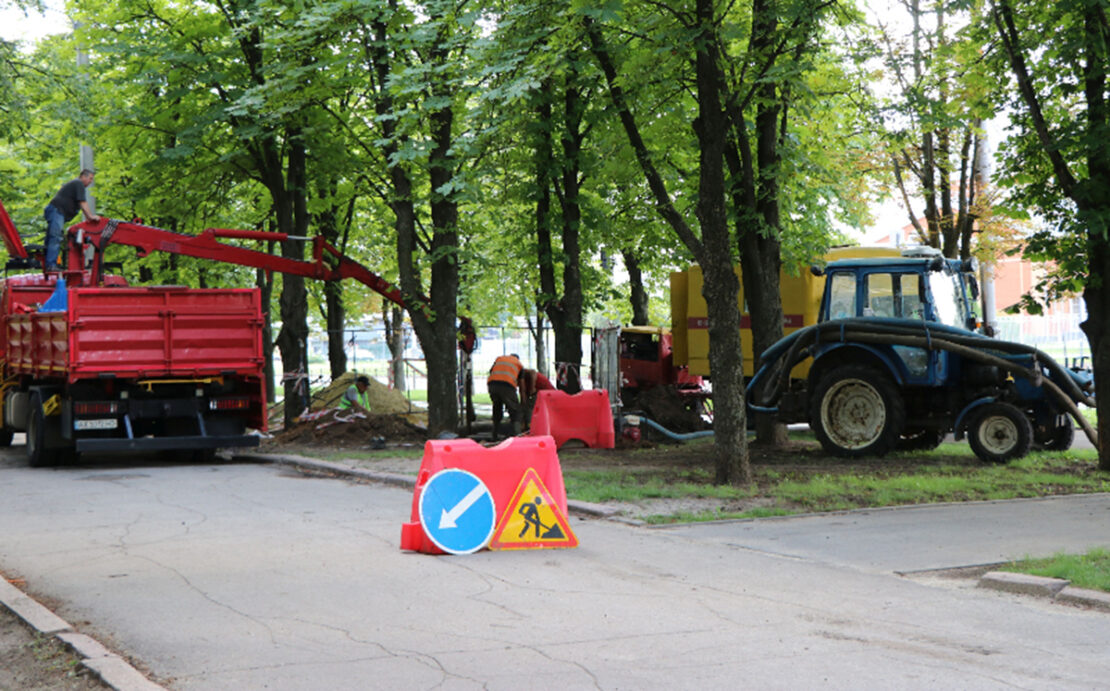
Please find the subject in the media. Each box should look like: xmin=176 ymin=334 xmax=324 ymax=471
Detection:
xmin=489 ymin=467 xmax=578 ymax=550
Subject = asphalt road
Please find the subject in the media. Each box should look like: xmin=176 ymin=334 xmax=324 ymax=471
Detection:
xmin=2 ymin=449 xmax=1110 ymax=690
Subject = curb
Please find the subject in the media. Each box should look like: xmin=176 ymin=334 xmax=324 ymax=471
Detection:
xmin=239 ymin=451 xmax=619 ymax=519
xmin=977 ymin=571 xmax=1110 ymax=613
xmin=0 ymin=578 xmax=165 ymax=690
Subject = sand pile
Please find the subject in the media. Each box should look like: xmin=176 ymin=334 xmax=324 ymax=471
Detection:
xmin=269 ymin=372 xmax=424 ymax=427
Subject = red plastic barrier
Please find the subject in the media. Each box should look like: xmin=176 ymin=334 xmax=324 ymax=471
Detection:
xmin=400 ymin=436 xmax=567 ymax=554
xmin=528 ymin=389 xmax=615 ymax=449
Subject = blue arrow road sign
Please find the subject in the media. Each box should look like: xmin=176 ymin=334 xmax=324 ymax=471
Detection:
xmin=418 ymin=469 xmax=496 ymax=555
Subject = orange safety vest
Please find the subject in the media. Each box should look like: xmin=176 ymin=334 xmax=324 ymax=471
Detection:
xmin=488 ymin=355 xmax=523 ymax=386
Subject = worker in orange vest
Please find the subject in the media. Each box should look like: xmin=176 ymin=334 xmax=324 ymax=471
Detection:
xmin=519 ymin=368 xmax=555 ymax=430
xmin=487 ymin=353 xmax=523 ymax=441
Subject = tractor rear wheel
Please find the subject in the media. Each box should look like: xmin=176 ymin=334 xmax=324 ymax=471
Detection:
xmin=1034 ymin=417 xmax=1075 ymax=452
xmin=810 ymin=365 xmax=905 ymax=457
xmin=898 ymin=428 xmax=945 ymax=451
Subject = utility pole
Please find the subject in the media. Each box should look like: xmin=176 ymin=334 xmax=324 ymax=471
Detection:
xmin=974 ymin=127 xmax=996 ymax=335
xmin=74 ymin=19 xmax=95 ymax=214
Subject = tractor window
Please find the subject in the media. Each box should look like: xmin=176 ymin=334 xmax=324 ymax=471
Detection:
xmin=864 ymin=274 xmax=895 ymax=317
xmin=929 ymin=270 xmax=970 ymax=329
xmin=827 ymin=273 xmax=856 ymax=319
xmin=864 ymin=273 xmax=924 ymax=319
xmin=900 ymin=274 xmax=925 ymax=319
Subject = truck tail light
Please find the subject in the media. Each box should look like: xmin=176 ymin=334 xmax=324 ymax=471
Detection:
xmin=210 ymin=397 xmax=250 ymax=411
xmin=74 ymin=402 xmax=119 ymax=415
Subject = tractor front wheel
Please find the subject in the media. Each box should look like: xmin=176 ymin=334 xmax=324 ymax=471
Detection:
xmin=968 ymin=402 xmax=1033 ymax=463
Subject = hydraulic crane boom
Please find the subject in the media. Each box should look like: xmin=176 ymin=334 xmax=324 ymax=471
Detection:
xmin=45 ymin=216 xmax=476 ymax=352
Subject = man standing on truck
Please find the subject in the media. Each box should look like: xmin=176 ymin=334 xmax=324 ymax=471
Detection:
xmin=43 ymin=170 xmax=99 ymax=268
xmin=339 ymin=375 xmax=372 ymax=415
xmin=487 ymin=353 xmax=523 ymax=441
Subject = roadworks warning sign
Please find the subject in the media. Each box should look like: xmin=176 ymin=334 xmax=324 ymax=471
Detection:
xmin=489 ymin=467 xmax=578 ymax=550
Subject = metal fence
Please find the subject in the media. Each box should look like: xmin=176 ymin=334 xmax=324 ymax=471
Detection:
xmin=275 ymin=310 xmax=1093 ymax=407
xmin=993 ymin=311 xmax=1090 ymax=368
xmin=276 ymin=325 xmax=599 ymax=407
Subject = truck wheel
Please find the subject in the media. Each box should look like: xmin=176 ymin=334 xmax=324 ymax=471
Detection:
xmin=26 ymin=392 xmax=57 ymax=468
xmin=968 ymin=402 xmax=1033 ymax=463
xmin=811 ymin=365 xmax=905 ymax=457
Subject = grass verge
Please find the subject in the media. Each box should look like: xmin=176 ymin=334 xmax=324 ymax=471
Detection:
xmin=1001 ymin=548 xmax=1110 ymax=593
xmin=561 ymin=444 xmax=1110 ymax=524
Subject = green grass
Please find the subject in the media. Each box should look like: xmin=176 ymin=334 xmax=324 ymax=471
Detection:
xmin=312 ymin=447 xmax=425 ymax=463
xmin=1001 ymin=549 xmax=1110 ymax=592
xmin=563 ymin=468 xmax=752 ymax=504
xmin=767 ymin=450 xmax=1109 ymax=513
xmin=562 ymin=445 xmax=1110 ymax=523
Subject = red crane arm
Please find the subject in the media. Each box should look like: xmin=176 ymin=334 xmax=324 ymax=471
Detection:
xmin=64 ymin=217 xmax=476 ymax=352
xmin=70 ymin=219 xmax=405 ymax=307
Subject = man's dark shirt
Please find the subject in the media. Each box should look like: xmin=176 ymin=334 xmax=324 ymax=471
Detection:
xmin=49 ymin=179 xmax=87 ymax=221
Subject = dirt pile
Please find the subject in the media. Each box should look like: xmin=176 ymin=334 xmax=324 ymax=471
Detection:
xmin=629 ymin=385 xmax=709 ymax=433
xmin=269 ymin=372 xmax=425 ymax=427
xmin=268 ymin=411 xmax=429 ymax=448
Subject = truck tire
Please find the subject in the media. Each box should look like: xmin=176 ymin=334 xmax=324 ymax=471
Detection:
xmin=811 ymin=365 xmax=905 ymax=457
xmin=26 ymin=392 xmax=57 ymax=468
xmin=968 ymin=402 xmax=1033 ymax=463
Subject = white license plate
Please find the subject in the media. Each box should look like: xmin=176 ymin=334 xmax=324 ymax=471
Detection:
xmin=75 ymin=418 xmax=118 ymax=430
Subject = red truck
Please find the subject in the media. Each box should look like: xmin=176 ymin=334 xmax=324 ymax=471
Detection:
xmin=0 ymin=200 xmax=474 ymax=466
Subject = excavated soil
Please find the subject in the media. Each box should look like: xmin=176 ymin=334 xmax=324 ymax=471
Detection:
xmin=269 ymin=412 xmax=428 ymax=447
xmin=269 ymin=372 xmax=426 ymax=428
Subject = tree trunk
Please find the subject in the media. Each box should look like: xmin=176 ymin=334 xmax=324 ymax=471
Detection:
xmin=554 ymin=66 xmax=585 ymax=394
xmin=534 ymin=305 xmax=547 ymax=375
xmin=257 ymin=261 xmax=275 ymax=404
xmin=623 ymin=249 xmax=650 ymax=326
xmin=992 ymin=0 xmax=1108 ymax=470
xmin=734 ymin=0 xmax=787 ymax=448
xmin=412 ymin=56 xmax=461 ymax=435
xmin=1082 ymin=236 xmax=1110 ymax=471
xmin=315 ymin=184 xmax=347 ymax=379
xmin=695 ymin=0 xmax=750 ymax=486
xmin=324 ymin=281 xmax=346 ymax=379
xmin=372 ymin=12 xmax=458 ymax=434
xmin=385 ymin=305 xmax=406 ymax=392
xmin=587 ymin=10 xmax=749 ymax=485
xmin=276 ymin=136 xmax=310 ymax=427
xmin=533 ymin=77 xmax=584 ymax=393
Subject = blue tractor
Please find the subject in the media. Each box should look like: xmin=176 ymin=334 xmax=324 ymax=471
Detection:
xmin=748 ymin=252 xmax=1095 ymax=462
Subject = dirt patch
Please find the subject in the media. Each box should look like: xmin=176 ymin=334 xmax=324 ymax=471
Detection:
xmin=0 ymin=601 xmax=106 ymax=690
xmin=266 ymin=412 xmax=429 ymax=449
xmin=626 ymin=386 xmax=710 ymax=433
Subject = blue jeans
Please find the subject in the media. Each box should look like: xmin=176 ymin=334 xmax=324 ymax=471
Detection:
xmin=43 ymin=204 xmax=65 ymax=267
